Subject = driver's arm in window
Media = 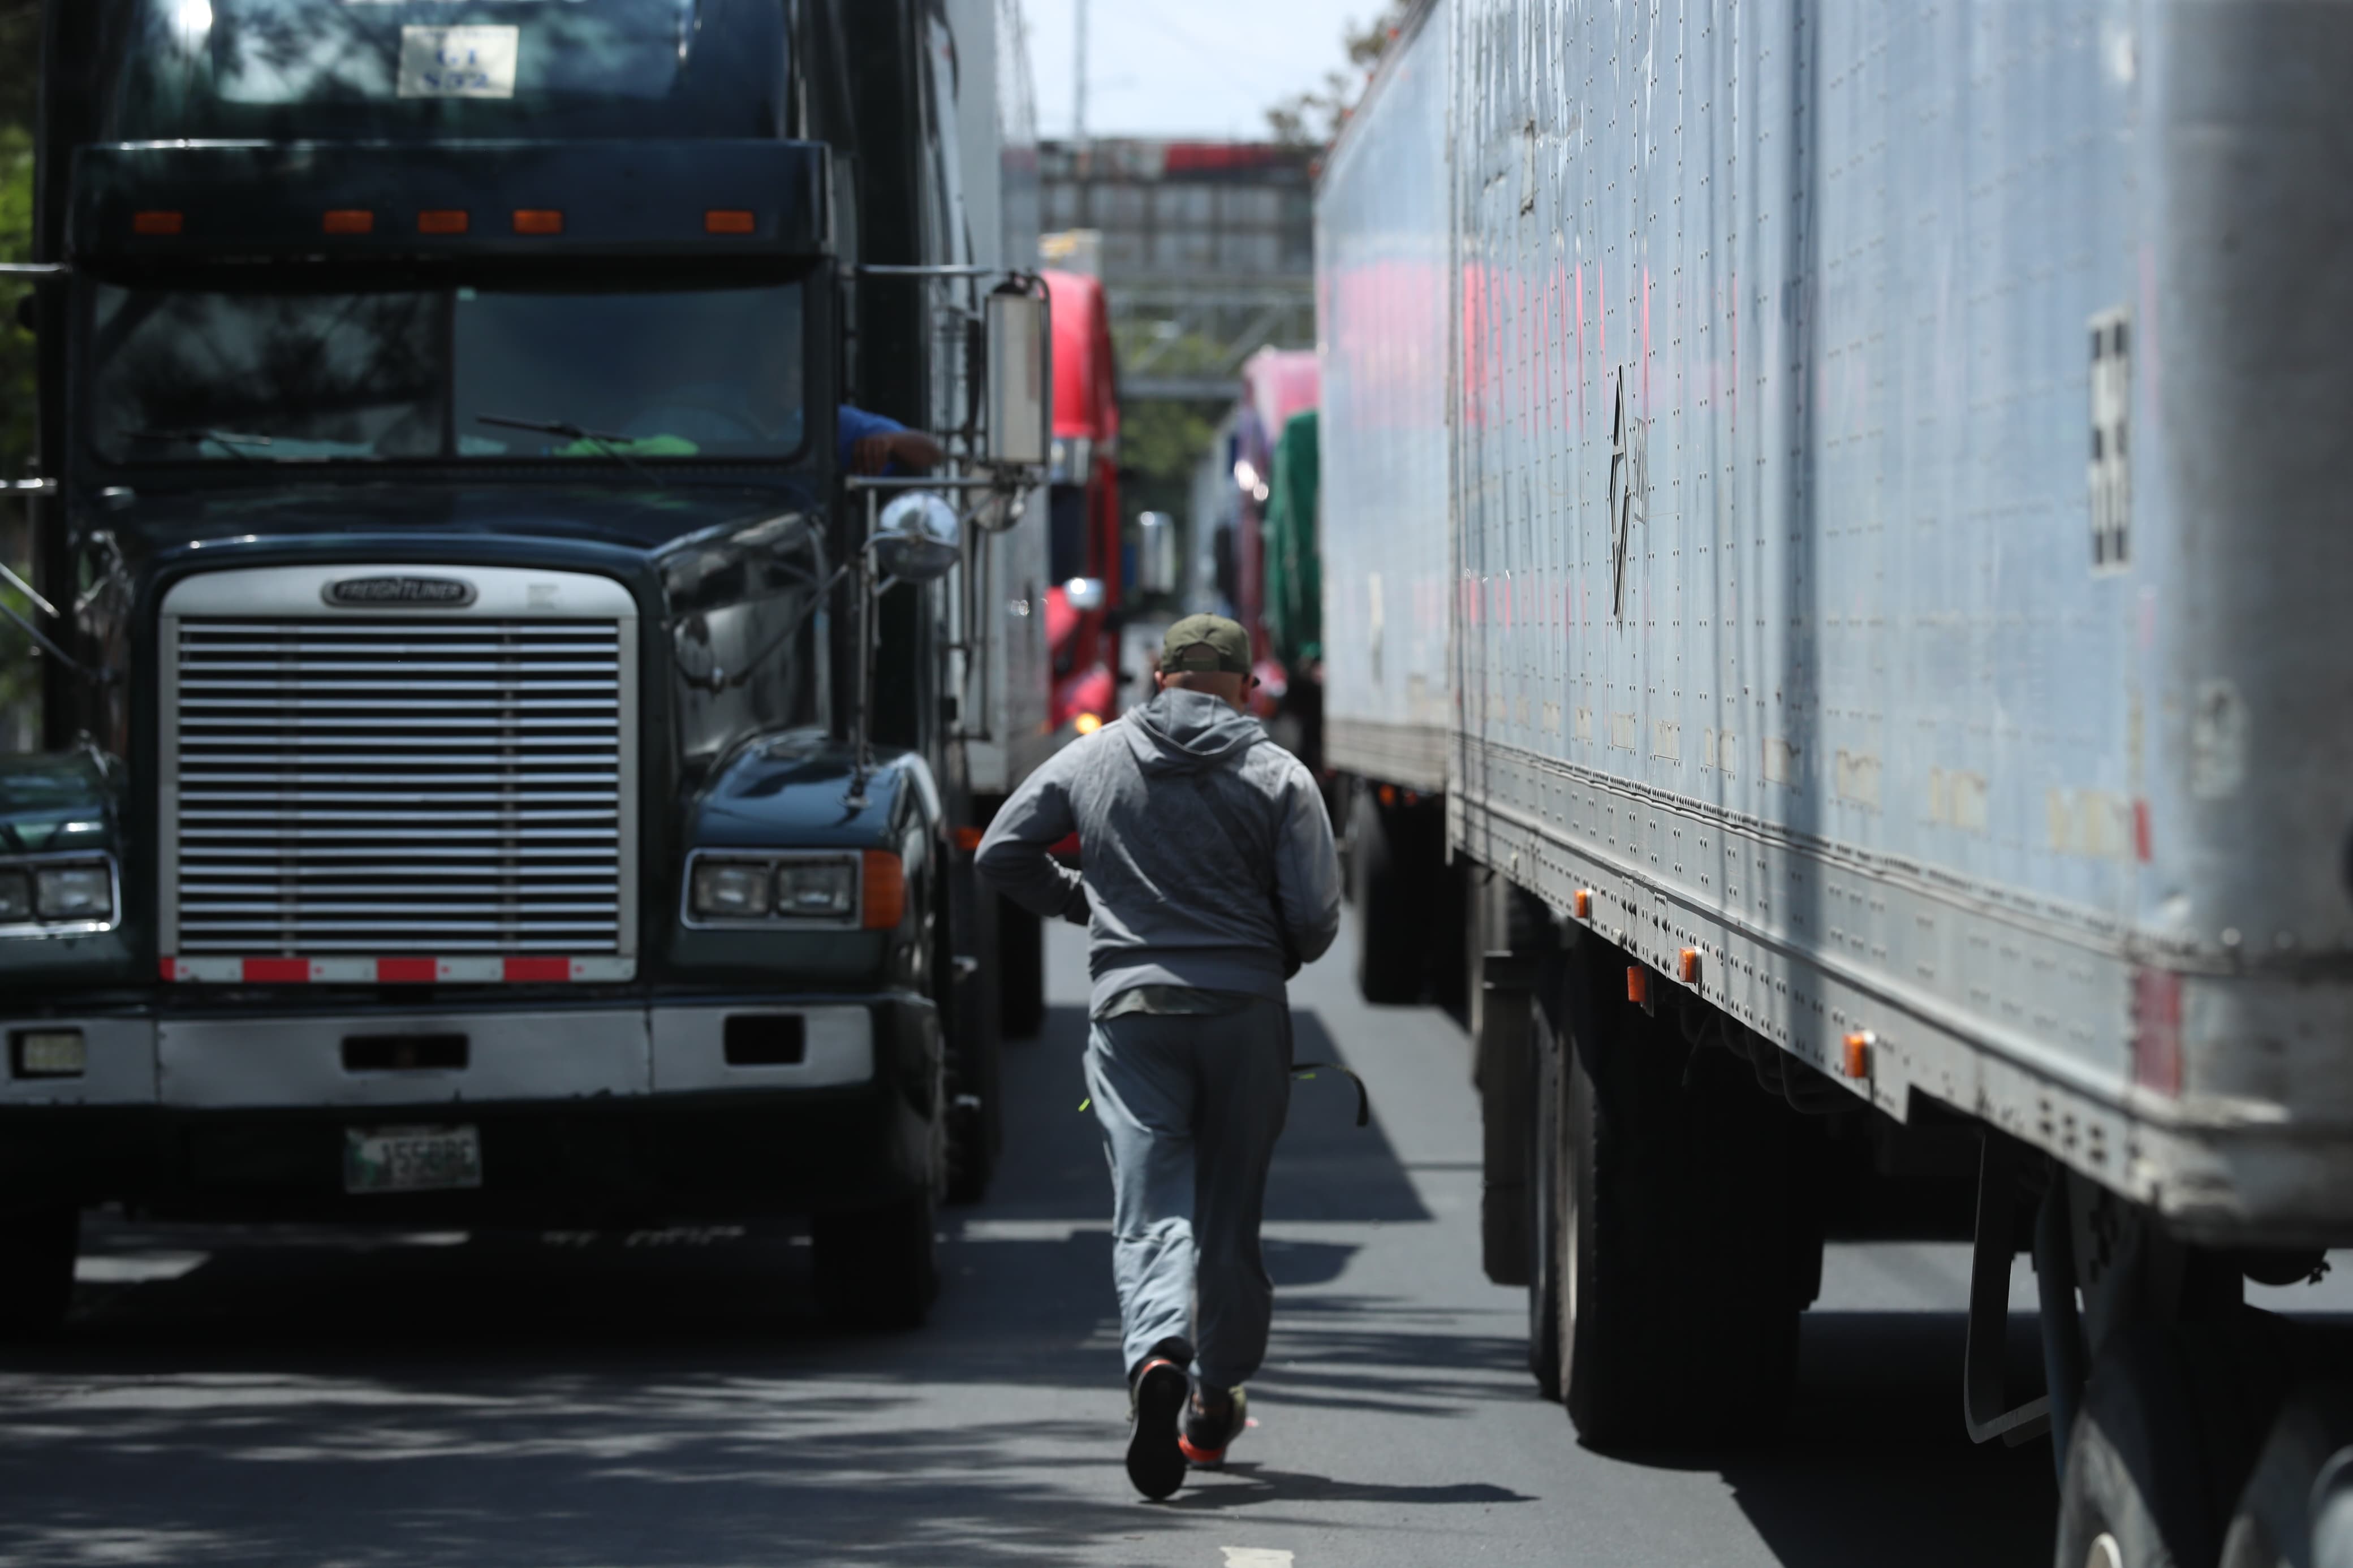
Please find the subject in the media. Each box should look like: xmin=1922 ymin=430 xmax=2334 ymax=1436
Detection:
xmin=838 ymin=404 xmax=943 ymax=476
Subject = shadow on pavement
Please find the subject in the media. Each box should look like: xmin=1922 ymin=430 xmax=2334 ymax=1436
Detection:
xmin=1161 ymin=1462 xmax=1532 ymax=1511
xmin=0 ymin=991 xmax=1489 ymax=1567
xmin=1602 ymin=1309 xmax=2058 ymax=1566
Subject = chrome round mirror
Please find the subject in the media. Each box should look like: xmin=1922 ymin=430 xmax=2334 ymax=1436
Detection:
xmin=873 ymin=492 xmax=963 ymax=582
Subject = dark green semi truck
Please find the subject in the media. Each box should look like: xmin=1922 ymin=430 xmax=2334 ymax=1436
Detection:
xmin=0 ymin=0 xmax=1055 ymax=1331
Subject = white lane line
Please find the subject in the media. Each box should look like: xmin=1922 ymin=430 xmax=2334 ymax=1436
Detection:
xmin=1220 ymin=1550 xmax=1294 ymax=1567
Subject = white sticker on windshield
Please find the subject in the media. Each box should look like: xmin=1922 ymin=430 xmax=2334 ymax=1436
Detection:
xmin=398 ymin=25 xmax=519 ymax=99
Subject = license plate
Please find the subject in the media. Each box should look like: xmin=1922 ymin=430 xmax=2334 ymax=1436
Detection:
xmin=343 ymin=1125 xmax=482 ymax=1195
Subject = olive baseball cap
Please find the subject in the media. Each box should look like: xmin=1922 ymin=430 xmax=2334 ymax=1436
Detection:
xmin=1159 ymin=614 xmax=1252 ymax=675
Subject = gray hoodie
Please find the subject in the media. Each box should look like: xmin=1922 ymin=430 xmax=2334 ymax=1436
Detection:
xmin=975 ymin=688 xmax=1342 ymax=1016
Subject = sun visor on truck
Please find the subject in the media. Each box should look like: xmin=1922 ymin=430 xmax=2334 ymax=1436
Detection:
xmin=70 ymin=140 xmax=828 ymax=260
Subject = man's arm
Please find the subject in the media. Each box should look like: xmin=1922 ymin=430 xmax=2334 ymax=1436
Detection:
xmin=1273 ymin=766 xmax=1342 ymax=963
xmin=975 ymin=754 xmax=1089 ymax=923
xmin=852 ymin=429 xmax=944 ymax=475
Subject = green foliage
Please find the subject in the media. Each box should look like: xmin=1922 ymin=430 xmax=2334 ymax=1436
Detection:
xmin=0 ymin=7 xmax=36 ymax=748
xmin=1265 ymin=3 xmax=1415 ymax=147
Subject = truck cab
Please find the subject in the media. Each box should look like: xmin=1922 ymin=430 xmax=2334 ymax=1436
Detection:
xmin=0 ymin=0 xmax=1049 ymax=1331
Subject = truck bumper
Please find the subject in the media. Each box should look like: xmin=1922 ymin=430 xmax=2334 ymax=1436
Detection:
xmin=0 ymin=994 xmax=941 ymax=1223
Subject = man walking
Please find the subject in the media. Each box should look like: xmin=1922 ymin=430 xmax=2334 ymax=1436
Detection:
xmin=976 ymin=615 xmax=1341 ymax=1500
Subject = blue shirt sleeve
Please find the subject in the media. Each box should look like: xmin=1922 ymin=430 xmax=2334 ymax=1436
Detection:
xmin=837 ymin=405 xmax=908 ymax=473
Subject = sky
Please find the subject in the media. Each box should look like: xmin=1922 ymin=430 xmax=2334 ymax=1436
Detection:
xmin=1019 ymin=0 xmax=1384 ymax=142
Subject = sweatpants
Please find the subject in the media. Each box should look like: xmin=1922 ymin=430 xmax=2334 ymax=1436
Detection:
xmin=1085 ymin=995 xmax=1291 ymax=1392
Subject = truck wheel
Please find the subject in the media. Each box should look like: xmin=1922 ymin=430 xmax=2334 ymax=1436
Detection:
xmin=1526 ymin=1001 xmax=1565 ymax=1399
xmin=945 ymin=866 xmax=1002 ymax=1206
xmin=998 ymin=897 xmax=1046 ymax=1039
xmin=1351 ymin=785 xmax=1418 ymax=1004
xmin=2221 ymin=1385 xmax=2353 ymax=1568
xmin=811 ymin=1190 xmax=939 ymax=1332
xmin=2059 ymin=1320 xmax=2292 ymax=1568
xmin=1557 ymin=978 xmax=1802 ymax=1447
xmin=0 ymin=1206 xmax=77 ymax=1336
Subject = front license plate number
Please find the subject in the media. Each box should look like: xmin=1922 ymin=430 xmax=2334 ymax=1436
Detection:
xmin=343 ymin=1125 xmax=482 ymax=1194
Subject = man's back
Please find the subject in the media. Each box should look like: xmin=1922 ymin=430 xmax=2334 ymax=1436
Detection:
xmin=976 ymin=687 xmax=1339 ymax=1016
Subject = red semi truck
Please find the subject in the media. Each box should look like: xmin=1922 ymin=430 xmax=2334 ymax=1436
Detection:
xmin=1041 ymin=269 xmax=1121 ymax=736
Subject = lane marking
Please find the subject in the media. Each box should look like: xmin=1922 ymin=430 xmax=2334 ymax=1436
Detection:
xmin=1221 ymin=1551 xmax=1294 ymax=1567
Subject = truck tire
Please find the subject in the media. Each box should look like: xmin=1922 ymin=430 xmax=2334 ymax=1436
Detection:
xmin=1556 ymin=972 xmax=1803 ymax=1447
xmin=1526 ymin=1000 xmax=1565 ymax=1399
xmin=1350 ymin=785 xmax=1419 ymax=1004
xmin=811 ymin=1190 xmax=939 ymax=1332
xmin=999 ymin=897 xmax=1046 ymax=1039
xmin=0 ymin=1206 xmax=77 ymax=1336
xmin=945 ymin=862 xmax=1001 ymax=1205
xmin=2059 ymin=1319 xmax=2292 ymax=1568
xmin=2221 ymin=1385 xmax=2353 ymax=1568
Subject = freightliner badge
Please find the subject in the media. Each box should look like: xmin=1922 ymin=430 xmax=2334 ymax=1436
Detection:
xmin=322 ymin=576 xmax=479 ymax=608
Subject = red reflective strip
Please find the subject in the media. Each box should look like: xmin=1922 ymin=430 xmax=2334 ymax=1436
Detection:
xmin=243 ymin=958 xmax=311 ymax=983
xmin=378 ymin=958 xmax=438 ymax=984
xmin=503 ymin=957 xmax=571 ymax=982
xmin=159 ymin=957 xmax=178 ymax=982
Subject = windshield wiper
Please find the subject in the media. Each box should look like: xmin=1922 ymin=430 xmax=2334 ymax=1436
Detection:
xmin=475 ymin=413 xmax=656 ymax=488
xmin=120 ymin=427 xmax=272 ymax=463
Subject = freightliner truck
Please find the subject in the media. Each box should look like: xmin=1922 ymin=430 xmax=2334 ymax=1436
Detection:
xmin=1320 ymin=2 xmax=2353 ymax=1562
xmin=0 ymin=0 xmax=1058 ymax=1332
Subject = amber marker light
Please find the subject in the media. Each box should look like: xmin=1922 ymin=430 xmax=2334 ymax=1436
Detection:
xmin=131 ymin=210 xmax=183 ymax=236
xmin=321 ymin=210 xmax=374 ymax=235
xmin=705 ymin=209 xmax=756 ymax=234
xmin=860 ymin=850 xmax=907 ymax=930
xmin=953 ymin=825 xmax=985 ymax=852
xmin=1843 ymin=1031 xmax=1874 ymax=1079
xmin=512 ymin=209 xmax=564 ymax=235
xmin=1678 ymin=947 xmax=1701 ymax=984
xmin=417 ymin=209 xmax=469 ymax=235
xmin=1572 ymin=889 xmax=1593 ymax=919
xmin=1074 ymin=712 xmax=1103 ymax=735
xmin=1626 ymin=966 xmax=1650 ymax=1005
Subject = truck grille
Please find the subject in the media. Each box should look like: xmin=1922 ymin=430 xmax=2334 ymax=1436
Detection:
xmin=163 ymin=616 xmax=635 ymax=958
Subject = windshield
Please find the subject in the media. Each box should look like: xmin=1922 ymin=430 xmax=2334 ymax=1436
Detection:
xmin=98 ymin=0 xmax=790 ymax=141
xmin=88 ymin=280 xmax=808 ymax=465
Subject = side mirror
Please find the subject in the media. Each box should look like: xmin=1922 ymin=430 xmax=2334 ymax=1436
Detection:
xmin=1062 ymin=576 xmax=1106 ymax=614
xmin=873 ymin=493 xmax=963 ymax=583
xmin=1135 ymin=511 xmax=1177 ymax=596
xmin=985 ymin=286 xmax=1049 ymax=470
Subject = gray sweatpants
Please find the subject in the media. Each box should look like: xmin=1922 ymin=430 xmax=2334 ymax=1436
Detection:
xmin=1085 ymin=996 xmax=1291 ymax=1391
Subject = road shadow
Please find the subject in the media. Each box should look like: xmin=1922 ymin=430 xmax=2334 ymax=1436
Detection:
xmin=0 ymin=988 xmax=1488 ymax=1567
xmin=1598 ymin=1310 xmax=2058 ymax=1567
xmin=1161 ymin=1461 xmax=1532 ymax=1511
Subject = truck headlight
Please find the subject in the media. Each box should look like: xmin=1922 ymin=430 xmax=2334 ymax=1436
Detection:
xmin=690 ymin=860 xmax=772 ymax=919
xmin=775 ymin=859 xmax=856 ymax=918
xmin=33 ymin=865 xmax=111 ymax=922
xmin=0 ymin=870 xmax=28 ymax=922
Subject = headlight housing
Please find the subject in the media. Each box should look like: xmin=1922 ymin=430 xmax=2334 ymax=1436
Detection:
xmin=36 ymin=865 xmax=113 ymax=922
xmin=775 ymin=859 xmax=856 ymax=917
xmin=689 ymin=860 xmax=773 ymax=919
xmin=682 ymin=850 xmax=899 ymax=927
xmin=0 ymin=857 xmax=116 ymax=932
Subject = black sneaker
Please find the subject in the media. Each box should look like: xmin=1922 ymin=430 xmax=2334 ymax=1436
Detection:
xmin=1179 ymin=1384 xmax=1248 ymax=1468
xmin=1125 ymin=1340 xmax=1192 ymax=1501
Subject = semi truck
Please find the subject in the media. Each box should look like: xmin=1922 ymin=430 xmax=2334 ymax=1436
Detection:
xmin=1318 ymin=2 xmax=2353 ymax=1563
xmin=0 ymin=0 xmax=1055 ymax=1333
xmin=1040 ymin=266 xmax=1122 ymax=741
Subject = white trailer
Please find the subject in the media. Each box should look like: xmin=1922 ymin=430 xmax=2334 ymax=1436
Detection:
xmin=1317 ymin=2 xmax=2353 ymax=1562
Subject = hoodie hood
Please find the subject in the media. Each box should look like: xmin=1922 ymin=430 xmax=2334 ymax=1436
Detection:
xmin=1121 ymin=688 xmax=1266 ymax=773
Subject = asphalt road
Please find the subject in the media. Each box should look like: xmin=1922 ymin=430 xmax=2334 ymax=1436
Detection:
xmin=16 ymin=912 xmax=2317 ymax=1568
